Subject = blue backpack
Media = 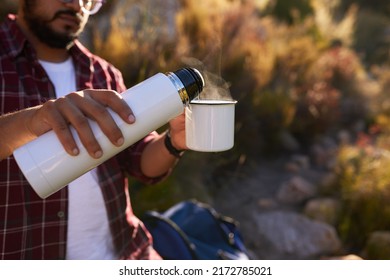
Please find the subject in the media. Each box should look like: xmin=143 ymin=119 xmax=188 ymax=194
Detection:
xmin=142 ymin=200 xmax=250 ymax=260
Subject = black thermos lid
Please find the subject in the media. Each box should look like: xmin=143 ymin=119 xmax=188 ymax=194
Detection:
xmin=173 ymin=68 xmax=205 ymax=101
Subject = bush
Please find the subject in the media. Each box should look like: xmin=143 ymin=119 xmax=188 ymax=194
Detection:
xmin=336 ymin=144 xmax=390 ymax=251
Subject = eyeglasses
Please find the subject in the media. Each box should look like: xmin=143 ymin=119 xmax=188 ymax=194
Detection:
xmin=58 ymin=0 xmax=106 ymax=15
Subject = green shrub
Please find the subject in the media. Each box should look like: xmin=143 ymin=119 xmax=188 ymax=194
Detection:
xmin=336 ymin=144 xmax=390 ymax=251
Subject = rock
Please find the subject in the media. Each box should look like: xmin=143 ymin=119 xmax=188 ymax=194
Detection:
xmin=310 ymin=144 xmax=328 ymax=167
xmin=361 ymin=231 xmax=390 ymax=260
xmin=322 ymin=254 xmax=363 ymax=260
xmin=337 ymin=130 xmax=352 ymax=145
xmin=284 ymin=162 xmax=301 ymax=173
xmin=309 ymin=141 xmax=338 ymax=169
xmin=278 ymin=130 xmax=300 ymax=152
xmin=291 ymin=154 xmax=311 ymax=170
xmin=277 ymin=176 xmax=316 ymax=204
xmin=318 ymin=172 xmax=338 ymax=194
xmin=257 ymin=198 xmax=278 ymax=210
xmin=252 ymin=211 xmax=342 ymax=259
xmin=303 ymin=198 xmax=341 ymax=226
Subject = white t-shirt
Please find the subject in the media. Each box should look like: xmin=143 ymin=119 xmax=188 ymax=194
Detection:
xmin=39 ymin=58 xmax=117 ymax=259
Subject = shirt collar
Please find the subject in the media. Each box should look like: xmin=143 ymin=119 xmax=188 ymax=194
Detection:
xmin=0 ymin=14 xmax=29 ymax=59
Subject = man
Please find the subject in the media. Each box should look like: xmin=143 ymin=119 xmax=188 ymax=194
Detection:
xmin=0 ymin=0 xmax=187 ymax=259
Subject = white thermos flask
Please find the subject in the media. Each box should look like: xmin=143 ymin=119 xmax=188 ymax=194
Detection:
xmin=13 ymin=68 xmax=205 ymax=199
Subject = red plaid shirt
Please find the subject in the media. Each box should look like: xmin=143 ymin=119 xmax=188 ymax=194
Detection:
xmin=0 ymin=15 xmax=165 ymax=259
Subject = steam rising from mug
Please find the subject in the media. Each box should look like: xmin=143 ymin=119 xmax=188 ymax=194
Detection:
xmin=13 ymin=68 xmax=205 ymax=199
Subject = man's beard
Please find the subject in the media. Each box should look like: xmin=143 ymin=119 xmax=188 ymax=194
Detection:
xmin=23 ymin=2 xmax=83 ymax=49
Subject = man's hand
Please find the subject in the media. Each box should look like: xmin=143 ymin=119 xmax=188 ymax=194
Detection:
xmin=168 ymin=112 xmax=187 ymax=151
xmin=26 ymin=89 xmax=135 ymax=158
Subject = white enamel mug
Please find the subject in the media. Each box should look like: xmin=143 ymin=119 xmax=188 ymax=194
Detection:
xmin=185 ymin=99 xmax=237 ymax=152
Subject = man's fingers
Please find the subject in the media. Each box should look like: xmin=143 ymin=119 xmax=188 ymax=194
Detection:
xmin=56 ymin=97 xmax=105 ymax=158
xmin=66 ymin=91 xmax=127 ymax=148
xmin=29 ymin=90 xmax=135 ymax=158
xmin=39 ymin=100 xmax=80 ymax=156
xmin=84 ymin=89 xmax=136 ymax=124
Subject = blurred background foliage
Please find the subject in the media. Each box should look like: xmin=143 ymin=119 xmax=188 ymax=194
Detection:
xmin=2 ymin=0 xmax=390 ymax=257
